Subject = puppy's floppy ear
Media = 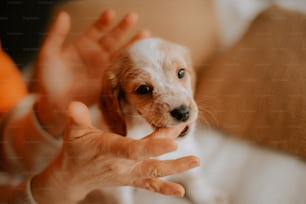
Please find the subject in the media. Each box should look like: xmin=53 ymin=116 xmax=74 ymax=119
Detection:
xmin=99 ymin=68 xmax=127 ymax=136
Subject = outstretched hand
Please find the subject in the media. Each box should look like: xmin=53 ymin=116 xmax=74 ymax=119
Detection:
xmin=36 ymin=10 xmax=149 ymax=136
xmin=32 ymin=101 xmax=200 ymax=203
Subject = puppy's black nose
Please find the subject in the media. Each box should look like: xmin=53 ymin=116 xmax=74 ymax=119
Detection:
xmin=170 ymin=105 xmax=190 ymax=122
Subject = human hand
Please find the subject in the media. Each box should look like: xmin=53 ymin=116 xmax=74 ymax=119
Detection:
xmin=32 ymin=101 xmax=200 ymax=203
xmin=36 ymin=10 xmax=149 ymax=136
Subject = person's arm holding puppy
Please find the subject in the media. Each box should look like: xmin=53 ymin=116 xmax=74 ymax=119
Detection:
xmin=30 ymin=101 xmax=199 ymax=203
xmin=2 ymin=9 xmax=149 ymax=173
xmin=3 ymin=101 xmax=198 ymax=203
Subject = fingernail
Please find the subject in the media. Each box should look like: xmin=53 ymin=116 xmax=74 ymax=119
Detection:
xmin=126 ymin=12 xmax=138 ymax=22
xmin=189 ymin=156 xmax=200 ymax=168
xmin=173 ymin=186 xmax=185 ymax=197
xmin=103 ymin=9 xmax=115 ymax=21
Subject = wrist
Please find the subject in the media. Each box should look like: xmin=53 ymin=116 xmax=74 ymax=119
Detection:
xmin=31 ymin=162 xmax=82 ymax=204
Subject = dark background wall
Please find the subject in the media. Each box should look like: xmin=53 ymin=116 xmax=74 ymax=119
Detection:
xmin=0 ymin=0 xmax=63 ymax=70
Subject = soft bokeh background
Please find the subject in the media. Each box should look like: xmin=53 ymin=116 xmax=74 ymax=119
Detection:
xmin=1 ymin=0 xmax=306 ymax=203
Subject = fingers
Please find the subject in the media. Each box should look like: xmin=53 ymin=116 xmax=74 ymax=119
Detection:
xmin=132 ymin=138 xmax=177 ymax=158
xmin=108 ymin=136 xmax=177 ymax=160
xmin=107 ymin=124 xmax=188 ymax=159
xmin=110 ymin=29 xmax=151 ymax=60
xmin=99 ymin=12 xmax=138 ymax=52
xmin=124 ymin=29 xmax=151 ymax=48
xmin=133 ymin=156 xmax=200 ymax=178
xmin=133 ymin=178 xmax=185 ymax=197
xmin=85 ymin=9 xmax=116 ymax=40
xmin=68 ymin=101 xmax=92 ymax=127
xmin=42 ymin=11 xmax=71 ymax=54
xmin=146 ymin=123 xmax=187 ymax=140
xmin=66 ymin=101 xmax=93 ymax=139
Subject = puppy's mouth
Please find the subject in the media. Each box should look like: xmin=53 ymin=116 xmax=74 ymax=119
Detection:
xmin=151 ymin=123 xmax=189 ymax=138
xmin=178 ymin=125 xmax=189 ymax=137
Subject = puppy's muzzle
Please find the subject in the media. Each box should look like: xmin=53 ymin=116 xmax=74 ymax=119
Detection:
xmin=170 ymin=105 xmax=190 ymax=122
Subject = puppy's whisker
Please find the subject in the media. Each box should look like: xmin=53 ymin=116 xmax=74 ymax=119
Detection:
xmin=198 ymin=104 xmax=219 ymax=128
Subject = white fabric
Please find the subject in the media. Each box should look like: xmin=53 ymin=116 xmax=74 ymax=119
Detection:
xmin=7 ymin=177 xmax=37 ymax=204
xmin=2 ymin=95 xmax=62 ymax=175
xmin=133 ymin=125 xmax=306 ymax=204
xmin=216 ymin=0 xmax=306 ymax=48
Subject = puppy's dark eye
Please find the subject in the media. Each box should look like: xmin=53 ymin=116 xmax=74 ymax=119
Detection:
xmin=135 ymin=85 xmax=153 ymax=95
xmin=177 ymin=68 xmax=185 ymax=79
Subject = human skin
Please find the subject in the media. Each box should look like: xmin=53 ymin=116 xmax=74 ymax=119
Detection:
xmin=35 ymin=9 xmax=150 ymax=137
xmin=32 ymin=101 xmax=200 ymax=203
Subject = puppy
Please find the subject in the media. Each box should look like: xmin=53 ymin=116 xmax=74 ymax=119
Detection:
xmin=100 ymin=37 xmax=197 ymax=137
xmin=98 ymin=38 xmax=227 ymax=204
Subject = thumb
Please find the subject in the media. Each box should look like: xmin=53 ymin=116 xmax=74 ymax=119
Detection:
xmin=66 ymin=101 xmax=93 ymax=139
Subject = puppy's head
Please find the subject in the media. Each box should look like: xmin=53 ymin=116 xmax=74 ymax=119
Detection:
xmin=100 ymin=38 xmax=198 ymax=136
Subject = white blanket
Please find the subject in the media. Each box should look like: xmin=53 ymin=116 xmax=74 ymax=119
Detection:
xmin=132 ymin=124 xmax=306 ymax=203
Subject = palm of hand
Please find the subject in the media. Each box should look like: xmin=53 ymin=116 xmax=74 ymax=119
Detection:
xmin=38 ymin=10 xmax=144 ymax=108
xmin=45 ymin=37 xmax=111 ymax=106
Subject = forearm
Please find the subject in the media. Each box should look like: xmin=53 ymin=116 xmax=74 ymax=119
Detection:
xmin=31 ymin=162 xmax=81 ymax=204
xmin=0 ymin=95 xmax=62 ymax=175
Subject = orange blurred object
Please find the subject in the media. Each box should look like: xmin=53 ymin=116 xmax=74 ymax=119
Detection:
xmin=0 ymin=45 xmax=28 ymax=112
